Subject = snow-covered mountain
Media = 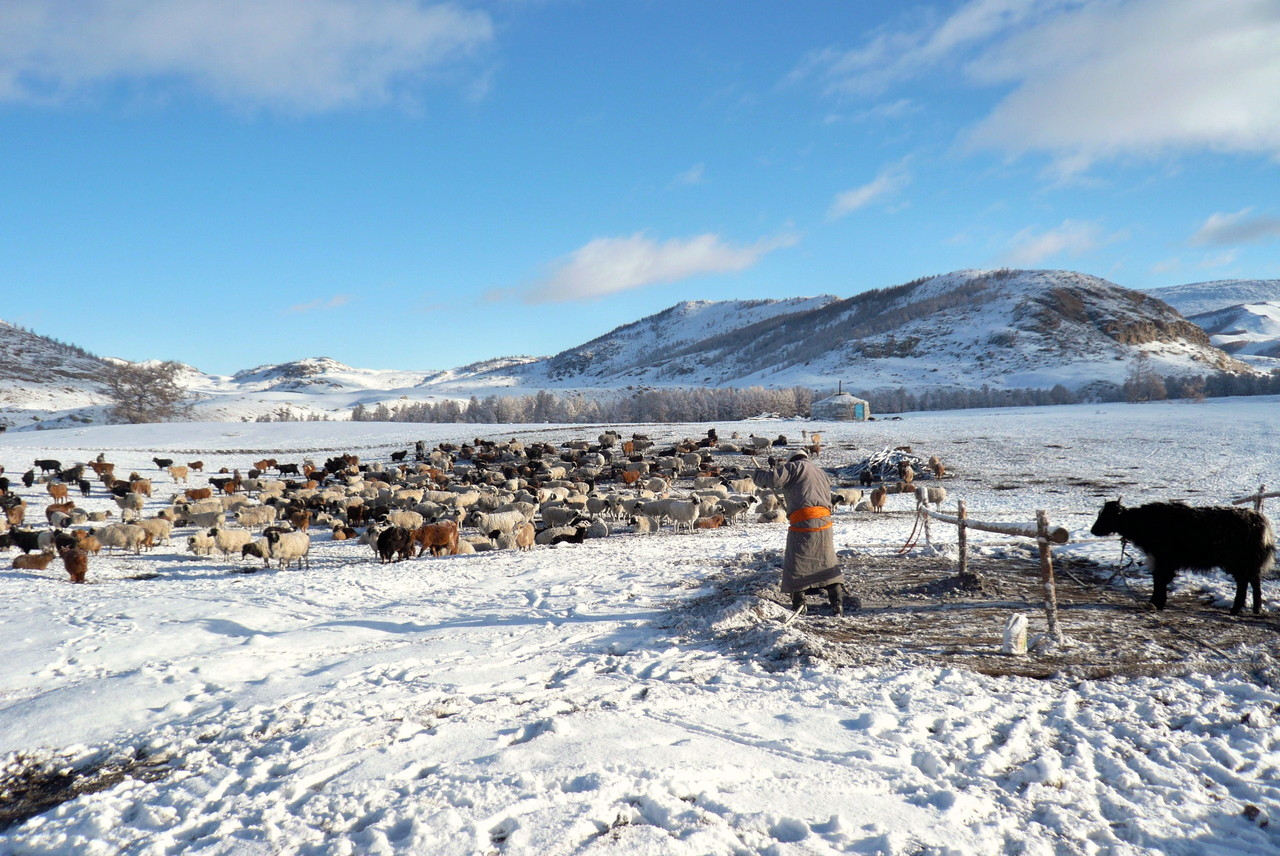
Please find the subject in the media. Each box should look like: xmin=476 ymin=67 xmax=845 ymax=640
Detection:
xmin=0 ymin=270 xmax=1264 ymax=429
xmin=1144 ymin=279 xmax=1280 ymax=362
xmin=459 ymin=269 xmax=1248 ymax=393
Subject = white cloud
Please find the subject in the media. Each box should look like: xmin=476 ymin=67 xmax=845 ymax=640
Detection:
xmin=520 ymin=232 xmax=797 ymax=304
xmin=0 ymin=0 xmax=494 ymax=111
xmin=827 ymin=163 xmax=910 ymax=219
xmin=1190 ymin=209 xmax=1280 ymax=246
xmin=796 ymin=0 xmax=1280 ymax=170
xmin=1002 ymin=219 xmax=1122 ymax=266
xmin=673 ymin=163 xmax=706 ymax=186
xmin=288 ymin=295 xmax=350 ymax=314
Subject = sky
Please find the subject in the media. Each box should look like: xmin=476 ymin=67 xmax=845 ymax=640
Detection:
xmin=2 ymin=0 xmax=1279 ymax=376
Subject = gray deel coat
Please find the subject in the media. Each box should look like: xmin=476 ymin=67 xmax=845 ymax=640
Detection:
xmin=753 ymin=457 xmax=843 ymax=593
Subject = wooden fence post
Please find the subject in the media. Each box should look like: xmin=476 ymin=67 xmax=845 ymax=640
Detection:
xmin=1256 ymin=484 xmax=1266 ymax=514
xmin=957 ymin=500 xmax=968 ymax=577
xmin=1037 ymin=509 xmax=1062 ymax=642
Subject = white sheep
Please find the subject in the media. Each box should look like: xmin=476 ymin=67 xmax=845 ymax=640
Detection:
xmin=663 ymin=498 xmax=701 ymax=534
xmin=914 ymin=485 xmax=948 ymax=509
xmin=265 ymin=529 xmax=311 ymax=570
xmin=97 ymin=523 xmax=150 ymax=553
xmin=233 ymin=505 xmax=279 ymax=530
xmin=135 ymin=517 xmax=173 ymax=545
xmin=210 ymin=526 xmax=254 ymax=558
xmin=716 ymin=497 xmax=757 ymax=525
xmin=187 ymin=530 xmax=217 ymax=557
xmin=466 ymin=509 xmax=528 ymax=538
xmin=114 ymin=492 xmax=147 ymax=521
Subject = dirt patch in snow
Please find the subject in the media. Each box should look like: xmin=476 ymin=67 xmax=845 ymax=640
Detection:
xmin=683 ymin=550 xmax=1280 ymax=681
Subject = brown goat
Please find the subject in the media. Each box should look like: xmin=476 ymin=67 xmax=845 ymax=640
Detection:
xmin=45 ymin=501 xmax=76 ymax=522
xmin=71 ymin=531 xmax=102 ymax=555
xmin=6 ymin=503 xmax=25 ymax=527
xmin=185 ymin=487 xmax=213 ymax=501
xmin=695 ymin=514 xmax=726 ymax=530
xmin=59 ymin=548 xmax=88 ymax=583
xmin=130 ymin=478 xmax=152 ymax=497
xmin=13 ymin=551 xmax=55 ymax=571
xmin=187 ymin=460 xmax=204 ymax=472
xmin=413 ymin=520 xmax=460 ymax=556
xmin=47 ymin=482 xmax=70 ymax=501
xmin=870 ymin=486 xmax=888 ymax=513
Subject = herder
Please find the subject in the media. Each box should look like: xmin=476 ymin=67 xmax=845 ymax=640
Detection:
xmin=753 ymin=450 xmax=845 ymax=615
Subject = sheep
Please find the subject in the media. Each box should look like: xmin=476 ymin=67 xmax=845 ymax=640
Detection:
xmin=97 ymin=523 xmax=151 ymax=554
xmin=187 ymin=530 xmax=217 ymax=557
xmin=465 ymin=509 xmax=529 ymax=539
xmin=12 ymin=550 xmax=56 ymax=571
xmin=241 ymin=539 xmax=270 ymax=568
xmin=1090 ymin=500 xmax=1275 ymax=615
xmin=630 ymin=515 xmax=661 ymax=535
xmin=539 ymin=504 xmax=582 ymax=528
xmin=716 ymin=496 xmax=757 ymax=525
xmin=383 ymin=510 xmax=424 ymax=530
xmin=114 ymin=492 xmax=147 ymax=521
xmin=914 ymin=486 xmax=947 ymax=510
xmin=412 ymin=520 xmax=460 ymax=557
xmin=178 ymin=509 xmax=225 ymax=530
xmin=662 ymin=498 xmax=701 ymax=534
xmin=210 ymin=526 xmax=254 ymax=558
xmin=135 ymin=517 xmax=174 ymax=546
xmin=756 ymin=508 xmax=787 ymax=524
xmin=233 ymin=505 xmax=278 ymax=530
xmin=831 ymin=488 xmax=863 ymax=508
xmin=265 ymin=528 xmax=311 ymax=570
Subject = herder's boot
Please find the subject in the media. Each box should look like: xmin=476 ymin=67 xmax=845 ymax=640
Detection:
xmin=826 ymin=583 xmax=843 ymax=617
xmin=791 ymin=591 xmax=805 ymax=611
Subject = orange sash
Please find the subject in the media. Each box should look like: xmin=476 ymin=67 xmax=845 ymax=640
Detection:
xmin=788 ymin=506 xmax=832 ymax=533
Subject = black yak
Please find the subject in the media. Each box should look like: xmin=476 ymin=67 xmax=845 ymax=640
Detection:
xmin=1091 ymin=500 xmax=1274 ymax=615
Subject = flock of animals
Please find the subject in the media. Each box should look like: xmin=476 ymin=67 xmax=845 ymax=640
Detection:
xmin=0 ymin=426 xmax=1274 ymax=617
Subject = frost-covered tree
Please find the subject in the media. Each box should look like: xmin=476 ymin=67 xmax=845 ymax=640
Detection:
xmin=1124 ymin=352 xmax=1167 ymax=403
xmin=101 ymin=360 xmax=195 ymax=424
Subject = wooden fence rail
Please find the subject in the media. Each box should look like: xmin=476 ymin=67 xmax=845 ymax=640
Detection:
xmin=919 ymin=502 xmax=1068 ymax=643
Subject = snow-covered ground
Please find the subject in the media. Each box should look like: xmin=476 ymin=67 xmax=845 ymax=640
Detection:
xmin=1 ymin=400 xmax=1279 ymax=855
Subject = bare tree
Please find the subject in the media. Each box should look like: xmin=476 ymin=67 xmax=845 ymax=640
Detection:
xmin=1123 ymin=352 xmax=1167 ymax=403
xmin=101 ymin=360 xmax=196 ymax=423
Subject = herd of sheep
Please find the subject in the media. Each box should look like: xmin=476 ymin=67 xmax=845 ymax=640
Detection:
xmin=0 ymin=429 xmax=944 ymax=584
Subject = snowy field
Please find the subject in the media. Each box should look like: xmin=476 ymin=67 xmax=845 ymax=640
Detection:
xmin=1 ymin=399 xmax=1279 ymax=855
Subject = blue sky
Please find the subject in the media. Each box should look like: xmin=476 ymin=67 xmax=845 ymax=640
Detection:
xmin=2 ymin=0 xmax=1279 ymax=375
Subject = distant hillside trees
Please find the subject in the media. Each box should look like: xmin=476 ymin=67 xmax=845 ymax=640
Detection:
xmin=102 ymin=360 xmax=195 ymax=424
xmin=350 ymin=386 xmax=817 ymax=424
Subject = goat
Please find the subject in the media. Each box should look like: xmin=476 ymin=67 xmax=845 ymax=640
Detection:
xmin=152 ymin=457 xmax=174 ymax=469
xmin=1090 ymin=500 xmax=1275 ymax=615
xmin=376 ymin=525 xmax=415 ymax=563
xmin=13 ymin=550 xmax=56 ymax=571
xmin=695 ymin=514 xmax=726 ymax=530
xmin=188 ymin=460 xmax=204 ymax=472
xmin=46 ymin=482 xmax=70 ymax=502
xmin=869 ymin=486 xmax=888 ymax=513
xmin=412 ymin=520 xmax=460 ymax=557
xmin=59 ymin=547 xmax=88 ymax=583
xmin=168 ymin=465 xmax=189 ymax=483
xmin=35 ymin=459 xmax=61 ymax=474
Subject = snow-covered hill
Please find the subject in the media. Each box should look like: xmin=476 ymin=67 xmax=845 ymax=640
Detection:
xmin=1145 ymin=280 xmax=1280 ymax=363
xmin=0 ymin=270 xmax=1265 ymax=430
xmin=466 ymin=269 xmax=1249 ymax=393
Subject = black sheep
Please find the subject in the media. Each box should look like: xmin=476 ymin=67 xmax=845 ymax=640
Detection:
xmin=1090 ymin=500 xmax=1275 ymax=615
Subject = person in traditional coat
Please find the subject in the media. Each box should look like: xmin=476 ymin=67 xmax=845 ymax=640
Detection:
xmin=753 ymin=450 xmax=844 ymax=615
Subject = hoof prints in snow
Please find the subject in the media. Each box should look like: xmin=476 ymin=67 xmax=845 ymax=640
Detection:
xmin=0 ymin=748 xmax=174 ymax=833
